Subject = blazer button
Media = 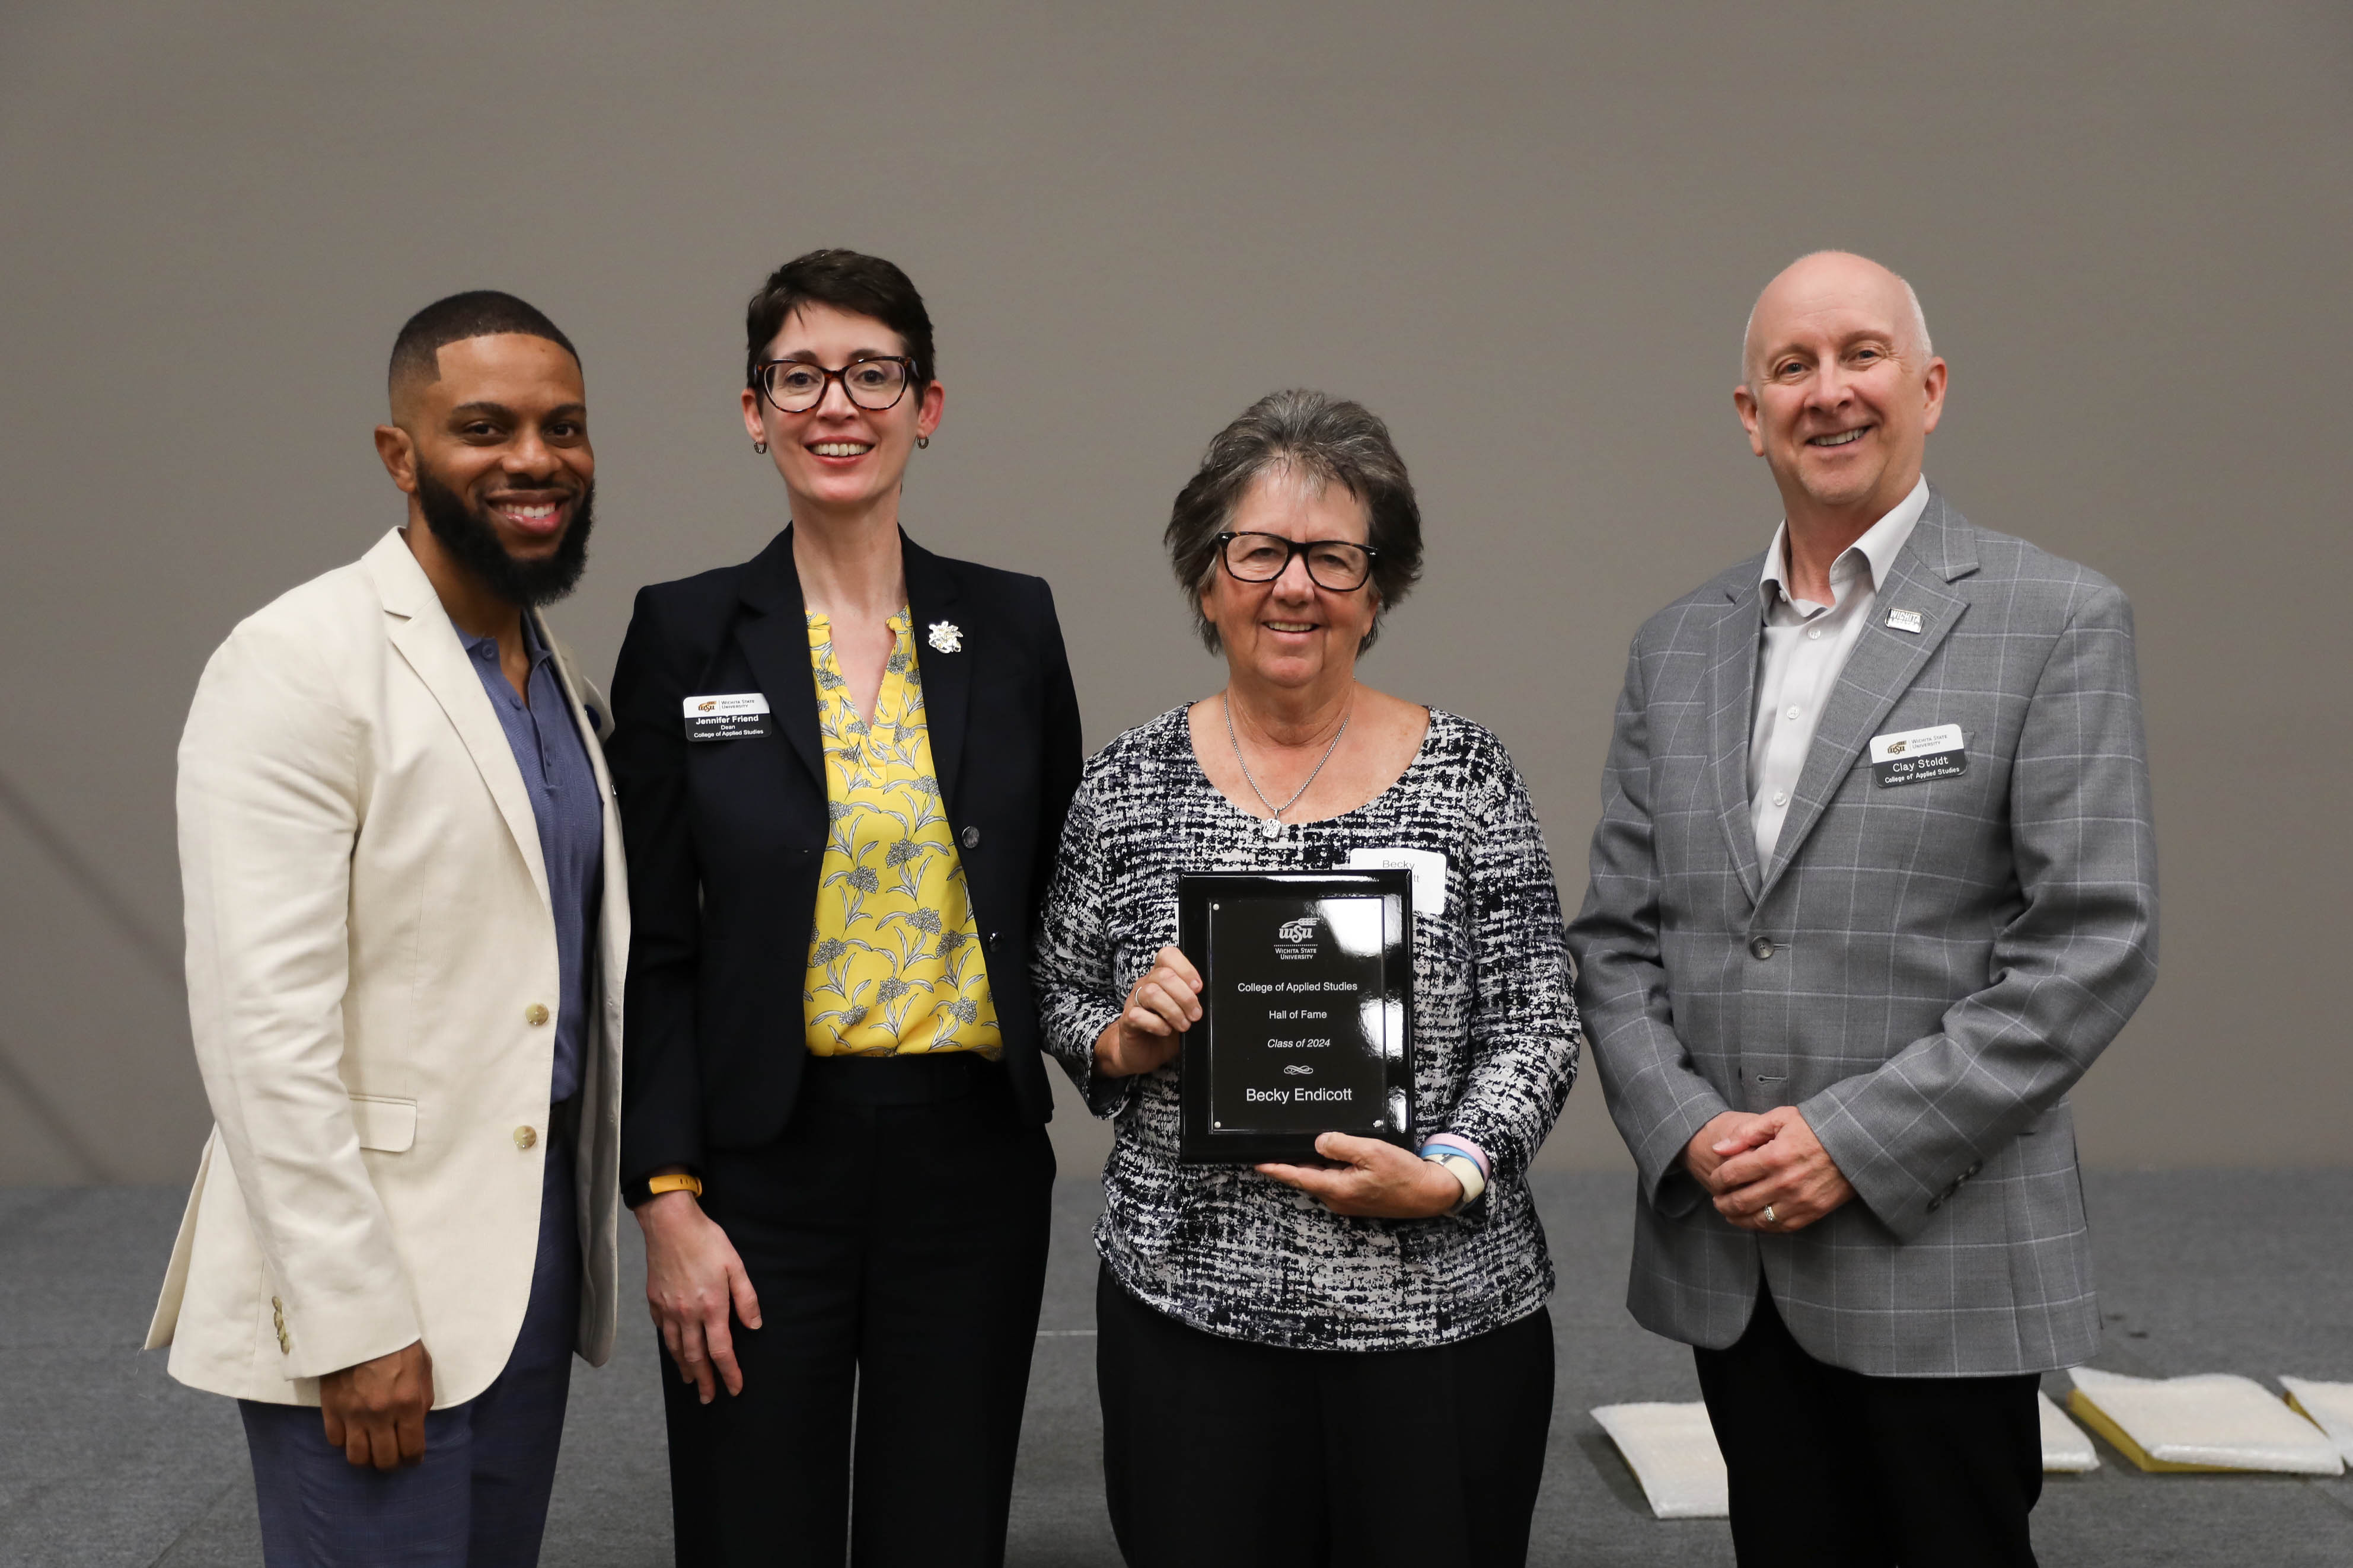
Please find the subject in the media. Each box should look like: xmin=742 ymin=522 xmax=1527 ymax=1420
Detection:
xmin=525 ymin=1004 xmax=550 ymax=1026
xmin=987 ymin=931 xmax=1005 ymax=953
xmin=515 ymin=1126 xmax=538 ymax=1151
xmin=1749 ymin=937 xmax=1775 ymax=960
xmin=959 ymin=825 xmax=981 ymax=850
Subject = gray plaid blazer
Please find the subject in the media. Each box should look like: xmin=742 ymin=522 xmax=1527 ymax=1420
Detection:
xmin=1569 ymin=488 xmax=2157 ymax=1377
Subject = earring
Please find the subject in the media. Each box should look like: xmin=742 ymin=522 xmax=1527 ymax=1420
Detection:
xmin=754 ymin=440 xmax=768 ymax=455
xmin=916 ymin=435 xmax=930 ymax=450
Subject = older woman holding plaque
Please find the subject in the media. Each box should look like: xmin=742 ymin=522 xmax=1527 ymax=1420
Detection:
xmin=1032 ymin=390 xmax=1580 ymax=1568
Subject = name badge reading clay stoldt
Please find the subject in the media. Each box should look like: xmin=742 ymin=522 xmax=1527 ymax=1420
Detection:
xmin=1869 ymin=723 xmax=1966 ymax=787
xmin=1175 ymin=870 xmax=1415 ymax=1165
xmin=682 ymin=693 xmax=774 ymax=742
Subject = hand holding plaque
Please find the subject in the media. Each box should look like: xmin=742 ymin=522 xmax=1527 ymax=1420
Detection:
xmin=1092 ymin=946 xmax=1202 ymax=1079
xmin=1256 ymin=1130 xmax=1465 ymax=1218
xmin=1176 ymin=870 xmax=1415 ymax=1165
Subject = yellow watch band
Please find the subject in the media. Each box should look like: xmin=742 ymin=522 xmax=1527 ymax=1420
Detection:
xmin=647 ymin=1172 xmax=703 ymax=1198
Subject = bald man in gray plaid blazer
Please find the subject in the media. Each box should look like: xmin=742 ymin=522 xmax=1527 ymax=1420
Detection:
xmin=1571 ymin=253 xmax=2157 ymax=1568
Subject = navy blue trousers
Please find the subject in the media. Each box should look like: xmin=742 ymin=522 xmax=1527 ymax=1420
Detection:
xmin=240 ymin=1117 xmax=582 ymax=1567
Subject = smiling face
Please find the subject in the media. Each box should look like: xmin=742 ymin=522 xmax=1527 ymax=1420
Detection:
xmin=1200 ymin=467 xmax=1380 ymax=694
xmin=741 ymin=301 xmax=943 ymax=522
xmin=378 ymin=332 xmax=594 ymax=602
xmin=1735 ymin=252 xmax=1946 ymax=527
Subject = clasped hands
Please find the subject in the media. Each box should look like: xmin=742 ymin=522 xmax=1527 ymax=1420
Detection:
xmin=1684 ymin=1106 xmax=1855 ymax=1232
xmin=1093 ymin=945 xmax=1462 ymax=1221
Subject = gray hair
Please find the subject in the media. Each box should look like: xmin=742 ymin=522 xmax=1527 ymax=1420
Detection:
xmin=1164 ymin=389 xmax=1424 ymax=656
xmin=1740 ymin=251 xmax=1934 ymax=384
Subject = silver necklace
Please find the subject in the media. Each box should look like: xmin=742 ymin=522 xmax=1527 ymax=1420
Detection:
xmin=1225 ymin=692 xmax=1350 ymax=839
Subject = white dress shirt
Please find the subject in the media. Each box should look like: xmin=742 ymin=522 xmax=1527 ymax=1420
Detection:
xmin=1748 ymin=475 xmax=1930 ymax=861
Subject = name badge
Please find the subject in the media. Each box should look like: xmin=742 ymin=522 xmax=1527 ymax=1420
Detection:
xmin=683 ymin=693 xmax=773 ymax=741
xmin=1340 ymin=847 xmax=1449 ymax=914
xmin=1868 ymin=723 xmax=1966 ymax=787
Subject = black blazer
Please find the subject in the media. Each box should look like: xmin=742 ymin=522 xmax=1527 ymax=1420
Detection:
xmin=608 ymin=528 xmax=1083 ymax=1196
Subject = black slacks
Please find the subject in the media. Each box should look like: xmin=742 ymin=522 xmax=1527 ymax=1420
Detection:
xmin=661 ymin=1053 xmax=1054 ymax=1567
xmin=1096 ymin=1266 xmax=1554 ymax=1568
xmin=1693 ymin=1287 xmax=2043 ymax=1568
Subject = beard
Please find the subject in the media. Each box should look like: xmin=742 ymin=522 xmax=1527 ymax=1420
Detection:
xmin=415 ymin=464 xmax=596 ymax=607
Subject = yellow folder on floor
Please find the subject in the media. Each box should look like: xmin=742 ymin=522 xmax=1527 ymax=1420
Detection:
xmin=2067 ymin=1368 xmax=2343 ymax=1476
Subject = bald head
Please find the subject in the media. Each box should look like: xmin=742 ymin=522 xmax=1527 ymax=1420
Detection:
xmin=1741 ymin=252 xmax=1931 ymax=388
xmin=1731 ymin=249 xmax=1947 ymax=533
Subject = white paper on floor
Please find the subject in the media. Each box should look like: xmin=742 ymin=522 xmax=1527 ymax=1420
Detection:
xmin=2039 ymin=1390 xmax=2099 ymax=1472
xmin=1595 ymin=1390 xmax=2100 ymax=1514
xmin=2067 ymin=1368 xmax=2345 ymax=1475
xmin=1591 ymin=1402 xmax=1727 ymax=1519
xmin=2278 ymin=1377 xmax=2353 ymax=1465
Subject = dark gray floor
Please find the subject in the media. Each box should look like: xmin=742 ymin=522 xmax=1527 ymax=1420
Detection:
xmin=5 ymin=1171 xmax=2352 ymax=1566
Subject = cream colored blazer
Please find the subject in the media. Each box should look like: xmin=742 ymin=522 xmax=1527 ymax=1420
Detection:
xmin=145 ymin=529 xmax=627 ymax=1408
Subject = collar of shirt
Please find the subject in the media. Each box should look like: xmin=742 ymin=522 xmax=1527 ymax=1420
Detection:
xmin=457 ymin=610 xmax=553 ymax=690
xmin=1758 ymin=474 xmax=1931 ymax=618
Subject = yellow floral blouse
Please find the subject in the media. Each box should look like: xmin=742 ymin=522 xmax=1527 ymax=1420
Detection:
xmin=801 ymin=609 xmax=999 ymax=1057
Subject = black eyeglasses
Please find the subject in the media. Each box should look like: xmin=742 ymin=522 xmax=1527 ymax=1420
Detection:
xmin=753 ymin=356 xmax=917 ymax=414
xmin=1214 ymin=532 xmax=1379 ymax=592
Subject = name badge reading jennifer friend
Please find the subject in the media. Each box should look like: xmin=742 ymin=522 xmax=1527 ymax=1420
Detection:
xmin=682 ymin=693 xmax=774 ymax=742
xmin=1869 ymin=723 xmax=1966 ymax=787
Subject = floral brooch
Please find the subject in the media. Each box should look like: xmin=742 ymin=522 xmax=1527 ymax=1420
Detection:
xmin=927 ymin=621 xmax=963 ymax=653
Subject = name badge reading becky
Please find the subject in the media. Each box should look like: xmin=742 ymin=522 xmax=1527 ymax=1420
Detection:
xmin=1869 ymin=723 xmax=1966 ymax=787
xmin=683 ymin=693 xmax=773 ymax=741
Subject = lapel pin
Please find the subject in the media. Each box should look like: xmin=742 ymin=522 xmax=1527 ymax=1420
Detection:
xmin=1885 ymin=608 xmax=1924 ymax=634
xmin=927 ymin=621 xmax=963 ymax=653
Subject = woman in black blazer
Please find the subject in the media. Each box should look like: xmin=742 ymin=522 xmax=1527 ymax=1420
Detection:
xmin=607 ymin=249 xmax=1082 ymax=1566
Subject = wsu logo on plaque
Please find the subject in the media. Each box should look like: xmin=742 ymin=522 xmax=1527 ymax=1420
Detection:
xmin=1274 ymin=915 xmax=1321 ymax=960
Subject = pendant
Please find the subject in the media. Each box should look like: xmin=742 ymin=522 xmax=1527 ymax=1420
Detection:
xmin=1262 ymin=817 xmax=1283 ymax=839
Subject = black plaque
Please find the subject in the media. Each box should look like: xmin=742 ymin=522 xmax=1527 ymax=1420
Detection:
xmin=1177 ymin=870 xmax=1414 ymax=1164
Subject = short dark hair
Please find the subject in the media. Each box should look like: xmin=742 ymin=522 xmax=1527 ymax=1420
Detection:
xmin=388 ymin=290 xmax=579 ymax=400
xmin=1165 ymin=389 xmax=1425 ymax=655
xmin=744 ymin=249 xmax=936 ymax=391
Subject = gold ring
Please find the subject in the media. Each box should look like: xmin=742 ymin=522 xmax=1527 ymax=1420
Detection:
xmin=1762 ymin=1205 xmax=1778 ymax=1225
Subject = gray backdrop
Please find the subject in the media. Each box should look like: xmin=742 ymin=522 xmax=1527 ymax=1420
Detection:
xmin=2 ymin=2 xmax=2346 ymax=1186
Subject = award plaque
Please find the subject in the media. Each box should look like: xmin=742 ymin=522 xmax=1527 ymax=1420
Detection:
xmin=1176 ymin=870 xmax=1414 ymax=1164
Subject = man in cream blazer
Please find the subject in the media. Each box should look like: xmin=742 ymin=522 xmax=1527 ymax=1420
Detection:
xmin=147 ymin=292 xmax=626 ymax=1566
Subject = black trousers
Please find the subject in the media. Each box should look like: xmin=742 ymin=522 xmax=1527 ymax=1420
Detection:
xmin=1096 ymin=1267 xmax=1554 ymax=1568
xmin=661 ymin=1053 xmax=1055 ymax=1567
xmin=1693 ymin=1288 xmax=2043 ymax=1568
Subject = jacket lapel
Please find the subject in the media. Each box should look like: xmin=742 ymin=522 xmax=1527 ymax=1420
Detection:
xmin=734 ymin=528 xmax=827 ymax=793
xmin=1707 ymin=573 xmax=1768 ymax=905
xmin=537 ymin=607 xmax=626 ymax=903
xmin=902 ymin=535 xmax=970 ymax=813
xmin=1756 ymin=492 xmax=1975 ymax=899
xmin=540 ymin=613 xmax=630 ymax=1083
xmin=364 ymin=530 xmax=550 ymax=911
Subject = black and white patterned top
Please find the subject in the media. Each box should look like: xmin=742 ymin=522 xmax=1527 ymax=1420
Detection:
xmin=1034 ymin=705 xmax=1580 ymax=1352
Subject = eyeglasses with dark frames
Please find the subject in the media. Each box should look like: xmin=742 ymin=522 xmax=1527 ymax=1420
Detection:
xmin=1214 ymin=531 xmax=1379 ymax=592
xmin=754 ymin=356 xmax=918 ymax=414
